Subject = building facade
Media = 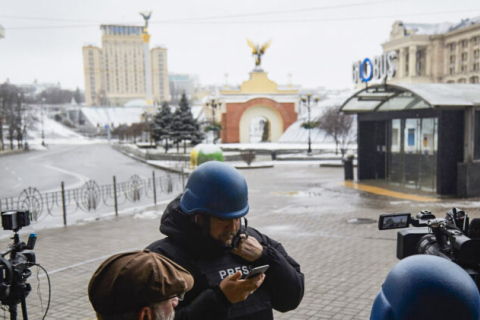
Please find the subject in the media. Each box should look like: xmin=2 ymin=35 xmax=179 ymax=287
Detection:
xmin=382 ymin=17 xmax=480 ymax=84
xmin=169 ymin=73 xmax=199 ymax=102
xmin=82 ymin=25 xmax=169 ymax=106
xmin=219 ymin=71 xmax=299 ymax=143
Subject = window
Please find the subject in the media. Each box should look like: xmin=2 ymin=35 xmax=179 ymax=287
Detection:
xmin=450 ymin=55 xmax=456 ymax=64
xmin=462 ymin=52 xmax=468 ymax=62
xmin=475 ymin=50 xmax=480 ymax=59
xmin=474 ymin=63 xmax=480 ymax=72
xmin=471 ymin=76 xmax=479 ymax=83
xmin=449 ymin=43 xmax=456 ymax=52
xmin=461 ymin=65 xmax=467 ymax=73
xmin=450 ymin=67 xmax=455 ymax=75
xmin=474 ymin=36 xmax=479 ymax=45
xmin=462 ymin=40 xmax=468 ymax=48
xmin=458 ymin=78 xmax=466 ymax=83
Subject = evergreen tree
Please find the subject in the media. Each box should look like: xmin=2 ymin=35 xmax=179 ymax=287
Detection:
xmin=151 ymin=101 xmax=172 ymax=152
xmin=170 ymin=93 xmax=204 ymax=152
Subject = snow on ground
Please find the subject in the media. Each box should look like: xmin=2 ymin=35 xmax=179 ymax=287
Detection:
xmin=25 ymin=112 xmax=106 ymax=147
xmin=80 ymin=107 xmax=144 ymax=128
xmin=279 ymin=90 xmax=356 ymax=144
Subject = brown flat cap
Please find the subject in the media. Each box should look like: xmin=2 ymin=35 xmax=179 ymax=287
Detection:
xmin=88 ymin=249 xmax=194 ymax=316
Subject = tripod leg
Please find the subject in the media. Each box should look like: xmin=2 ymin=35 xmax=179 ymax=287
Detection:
xmin=8 ymin=304 xmax=17 ymax=320
xmin=20 ymin=296 xmax=27 ymax=320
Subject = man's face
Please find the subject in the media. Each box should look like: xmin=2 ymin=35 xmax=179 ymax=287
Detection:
xmin=209 ymin=216 xmax=241 ymax=245
xmin=155 ymin=297 xmax=178 ymax=320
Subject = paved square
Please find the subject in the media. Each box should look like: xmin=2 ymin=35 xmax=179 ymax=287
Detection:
xmin=2 ymin=163 xmax=478 ymax=319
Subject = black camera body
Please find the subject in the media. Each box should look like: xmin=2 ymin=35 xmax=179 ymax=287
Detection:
xmin=1 ymin=211 xmax=30 ymax=232
xmin=379 ymin=208 xmax=480 ymax=286
xmin=0 ymin=211 xmax=37 ymax=319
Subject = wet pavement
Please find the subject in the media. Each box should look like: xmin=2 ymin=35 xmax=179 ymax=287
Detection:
xmin=2 ymin=162 xmax=480 ymax=319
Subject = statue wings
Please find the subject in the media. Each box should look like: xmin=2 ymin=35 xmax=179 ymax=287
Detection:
xmin=247 ymin=39 xmax=272 ymax=54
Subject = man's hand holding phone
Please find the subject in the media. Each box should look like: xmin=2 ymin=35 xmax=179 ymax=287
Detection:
xmin=219 ymin=271 xmax=266 ymax=303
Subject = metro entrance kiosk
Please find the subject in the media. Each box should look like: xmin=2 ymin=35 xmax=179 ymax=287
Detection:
xmin=340 ymin=83 xmax=480 ymax=198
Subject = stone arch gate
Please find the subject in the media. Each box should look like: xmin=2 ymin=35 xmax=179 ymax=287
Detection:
xmin=218 ymin=71 xmax=299 ymax=143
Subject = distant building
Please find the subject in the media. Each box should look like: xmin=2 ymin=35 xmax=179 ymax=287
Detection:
xmin=82 ymin=25 xmax=169 ymax=106
xmin=18 ymin=79 xmax=61 ymax=98
xmin=382 ymin=16 xmax=480 ymax=84
xmin=169 ymin=73 xmax=198 ymax=101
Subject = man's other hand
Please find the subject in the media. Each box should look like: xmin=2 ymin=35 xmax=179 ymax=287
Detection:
xmin=219 ymin=271 xmax=266 ymax=304
xmin=231 ymin=234 xmax=263 ymax=262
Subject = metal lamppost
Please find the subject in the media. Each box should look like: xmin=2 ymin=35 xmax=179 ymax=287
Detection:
xmin=41 ymin=98 xmax=45 ymax=146
xmin=301 ymin=94 xmax=319 ymax=154
xmin=205 ymin=98 xmax=221 ymax=144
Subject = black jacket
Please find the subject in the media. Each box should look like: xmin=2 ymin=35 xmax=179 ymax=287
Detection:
xmin=146 ymin=195 xmax=304 ymax=320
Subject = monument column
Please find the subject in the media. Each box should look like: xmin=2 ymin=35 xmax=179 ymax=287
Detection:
xmin=140 ymin=11 xmax=153 ymax=107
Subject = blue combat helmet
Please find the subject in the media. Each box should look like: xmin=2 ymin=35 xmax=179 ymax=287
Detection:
xmin=180 ymin=161 xmax=249 ymax=219
xmin=371 ymin=255 xmax=480 ymax=320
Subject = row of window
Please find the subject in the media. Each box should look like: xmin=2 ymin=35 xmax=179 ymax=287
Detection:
xmin=446 ymin=76 xmax=479 ymax=83
xmin=449 ymin=50 xmax=480 ymax=64
xmin=448 ymin=37 xmax=480 ymax=52
xmin=449 ymin=63 xmax=480 ymax=74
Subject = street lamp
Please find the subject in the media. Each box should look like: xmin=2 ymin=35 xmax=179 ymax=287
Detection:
xmin=41 ymin=98 xmax=45 ymax=146
xmin=205 ymin=98 xmax=222 ymax=144
xmin=301 ymin=94 xmax=319 ymax=154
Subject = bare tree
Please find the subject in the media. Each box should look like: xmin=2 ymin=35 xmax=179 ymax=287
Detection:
xmin=317 ymin=105 xmax=356 ymax=157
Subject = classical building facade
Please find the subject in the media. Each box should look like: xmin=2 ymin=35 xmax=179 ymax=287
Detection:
xmin=82 ymin=25 xmax=169 ymax=106
xmin=382 ymin=17 xmax=480 ymax=84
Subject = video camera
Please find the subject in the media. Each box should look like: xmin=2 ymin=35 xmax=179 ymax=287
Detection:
xmin=0 ymin=210 xmax=38 ymax=320
xmin=379 ymin=208 xmax=480 ymax=287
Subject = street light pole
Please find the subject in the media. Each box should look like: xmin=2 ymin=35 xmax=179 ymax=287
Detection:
xmin=301 ymin=94 xmax=319 ymax=155
xmin=41 ymin=98 xmax=45 ymax=146
xmin=205 ymin=98 xmax=221 ymax=144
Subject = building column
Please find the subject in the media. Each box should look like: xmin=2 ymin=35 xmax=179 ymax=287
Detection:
xmin=426 ymin=45 xmax=432 ymax=79
xmin=456 ymin=41 xmax=461 ymax=78
xmin=409 ymin=45 xmax=417 ymax=78
xmin=399 ymin=48 xmax=407 ymax=78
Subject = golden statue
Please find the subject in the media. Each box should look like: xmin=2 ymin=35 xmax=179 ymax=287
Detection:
xmin=247 ymin=39 xmax=272 ymax=69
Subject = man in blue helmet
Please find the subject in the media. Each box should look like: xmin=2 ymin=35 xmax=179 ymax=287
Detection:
xmin=146 ymin=161 xmax=304 ymax=319
xmin=371 ymin=255 xmax=480 ymax=320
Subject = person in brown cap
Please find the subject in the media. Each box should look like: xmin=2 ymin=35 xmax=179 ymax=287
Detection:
xmin=88 ymin=249 xmax=194 ymax=320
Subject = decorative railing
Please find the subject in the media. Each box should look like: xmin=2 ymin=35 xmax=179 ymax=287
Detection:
xmin=0 ymin=171 xmax=186 ymax=226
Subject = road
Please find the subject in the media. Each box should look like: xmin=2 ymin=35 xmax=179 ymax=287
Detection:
xmin=0 ymin=143 xmax=166 ymax=199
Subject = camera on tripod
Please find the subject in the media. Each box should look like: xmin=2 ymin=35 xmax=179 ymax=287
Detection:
xmin=379 ymin=208 xmax=480 ymax=287
xmin=0 ymin=210 xmax=38 ymax=320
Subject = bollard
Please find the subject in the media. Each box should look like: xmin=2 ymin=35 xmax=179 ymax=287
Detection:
xmin=113 ymin=176 xmax=118 ymax=216
xmin=152 ymin=171 xmax=157 ymax=205
xmin=344 ymin=155 xmax=354 ymax=180
xmin=271 ymin=150 xmax=277 ymax=161
xmin=61 ymin=181 xmax=67 ymax=226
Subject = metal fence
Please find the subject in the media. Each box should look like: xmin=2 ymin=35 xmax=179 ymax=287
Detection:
xmin=0 ymin=171 xmax=186 ymax=226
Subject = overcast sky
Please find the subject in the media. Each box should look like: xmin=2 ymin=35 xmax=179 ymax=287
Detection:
xmin=1 ymin=0 xmax=480 ymax=91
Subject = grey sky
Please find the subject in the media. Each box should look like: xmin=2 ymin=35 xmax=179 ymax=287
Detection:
xmin=1 ymin=0 xmax=479 ymax=91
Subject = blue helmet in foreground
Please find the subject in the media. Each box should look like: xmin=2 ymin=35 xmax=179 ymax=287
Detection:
xmin=180 ymin=161 xmax=249 ymax=219
xmin=371 ymin=255 xmax=480 ymax=320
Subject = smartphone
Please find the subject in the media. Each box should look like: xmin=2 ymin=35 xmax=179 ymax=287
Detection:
xmin=244 ymin=265 xmax=269 ymax=279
